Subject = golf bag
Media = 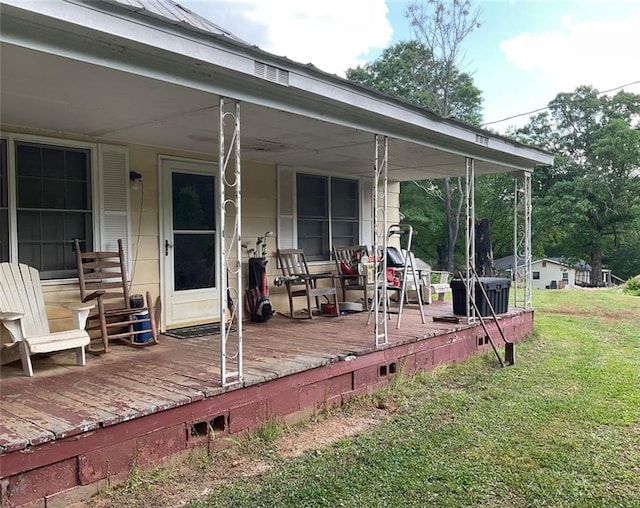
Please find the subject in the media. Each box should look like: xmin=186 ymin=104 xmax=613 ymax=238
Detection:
xmin=245 ymin=257 xmax=273 ymax=322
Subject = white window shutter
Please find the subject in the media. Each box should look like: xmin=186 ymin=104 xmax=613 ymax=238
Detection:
xmin=277 ymin=165 xmax=296 ymax=249
xmin=361 ymin=176 xmax=373 ymax=249
xmin=98 ymin=144 xmax=131 ymax=274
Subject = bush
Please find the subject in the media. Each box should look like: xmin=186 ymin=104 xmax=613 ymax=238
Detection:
xmin=623 ymin=275 xmax=640 ymax=296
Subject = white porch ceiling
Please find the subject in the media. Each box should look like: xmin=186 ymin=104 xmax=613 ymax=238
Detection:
xmin=1 ymin=39 xmax=544 ymax=181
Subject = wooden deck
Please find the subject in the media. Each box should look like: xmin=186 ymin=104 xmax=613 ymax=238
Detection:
xmin=0 ymin=301 xmax=533 ymax=506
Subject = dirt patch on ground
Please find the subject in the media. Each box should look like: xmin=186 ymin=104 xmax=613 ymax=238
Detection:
xmin=83 ymin=407 xmax=389 ymax=508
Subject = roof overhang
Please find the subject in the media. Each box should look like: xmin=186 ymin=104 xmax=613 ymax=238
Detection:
xmin=0 ymin=0 xmax=554 ymax=180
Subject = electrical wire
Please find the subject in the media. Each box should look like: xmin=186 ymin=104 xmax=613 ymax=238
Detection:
xmin=128 ymin=179 xmax=144 ymax=293
xmin=481 ymin=80 xmax=640 ymax=127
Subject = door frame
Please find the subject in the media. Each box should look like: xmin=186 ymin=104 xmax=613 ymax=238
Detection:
xmin=158 ymin=155 xmax=219 ymax=331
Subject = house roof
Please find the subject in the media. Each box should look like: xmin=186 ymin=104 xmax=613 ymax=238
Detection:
xmin=0 ymin=0 xmax=554 ymax=179
xmin=105 ymin=0 xmax=246 ymax=43
xmin=494 ymin=256 xmax=591 ymax=271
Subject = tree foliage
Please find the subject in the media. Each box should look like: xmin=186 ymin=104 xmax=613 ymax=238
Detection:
xmin=346 ymin=1 xmax=483 ymax=270
xmin=516 ymin=86 xmax=640 ymax=281
xmin=346 ymin=41 xmax=482 ymax=124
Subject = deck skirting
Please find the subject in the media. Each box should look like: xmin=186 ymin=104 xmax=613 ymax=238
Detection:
xmin=0 ymin=310 xmax=533 ymax=507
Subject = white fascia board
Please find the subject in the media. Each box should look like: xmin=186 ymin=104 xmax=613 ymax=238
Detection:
xmin=2 ymin=0 xmax=552 ymax=170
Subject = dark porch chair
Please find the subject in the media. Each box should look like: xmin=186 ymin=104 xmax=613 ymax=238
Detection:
xmin=332 ymin=245 xmax=372 ymax=310
xmin=276 ymin=248 xmax=339 ymax=319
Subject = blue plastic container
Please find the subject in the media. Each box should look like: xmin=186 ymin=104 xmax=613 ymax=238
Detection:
xmin=133 ymin=310 xmax=153 ymax=343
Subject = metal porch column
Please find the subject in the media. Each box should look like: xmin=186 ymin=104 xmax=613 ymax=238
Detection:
xmin=372 ymin=134 xmax=389 ymax=347
xmin=219 ymin=98 xmax=243 ymax=386
xmin=513 ymin=172 xmax=532 ymax=309
xmin=464 ymin=158 xmax=476 ymax=323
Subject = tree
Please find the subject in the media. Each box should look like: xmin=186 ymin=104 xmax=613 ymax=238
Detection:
xmin=405 ymin=0 xmax=482 ymax=272
xmin=516 ymin=86 xmax=640 ymax=282
xmin=346 ymin=1 xmax=483 ymax=270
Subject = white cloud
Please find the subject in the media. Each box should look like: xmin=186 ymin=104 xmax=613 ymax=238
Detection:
xmin=182 ymin=0 xmax=393 ymax=76
xmin=499 ymin=10 xmax=640 ymax=94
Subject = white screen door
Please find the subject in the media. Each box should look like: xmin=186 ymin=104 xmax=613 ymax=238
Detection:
xmin=161 ymin=158 xmax=218 ymax=329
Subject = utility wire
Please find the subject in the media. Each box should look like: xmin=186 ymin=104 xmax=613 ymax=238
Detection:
xmin=481 ymin=80 xmax=640 ymax=127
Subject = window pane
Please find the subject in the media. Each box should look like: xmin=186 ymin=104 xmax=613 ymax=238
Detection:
xmin=18 ymin=176 xmax=42 ymax=208
xmin=43 ymin=148 xmax=65 ymax=179
xmin=172 ymin=173 xmax=215 ymax=231
xmin=17 ymin=211 xmax=41 ymax=241
xmin=16 ymin=144 xmax=41 ymax=177
xmin=43 ymin=179 xmax=66 ymax=209
xmin=331 ymin=178 xmax=358 ymax=219
xmin=331 ymin=220 xmax=359 ymax=247
xmin=0 ymin=139 xmax=7 ymax=261
xmin=15 ymin=142 xmax=92 ymax=278
xmin=66 ymin=180 xmax=89 ymax=209
xmin=19 ymin=244 xmax=41 ymax=270
xmin=0 ymin=209 xmax=7 ymax=262
xmin=298 ymin=219 xmax=329 ymax=260
xmin=65 ymin=151 xmax=88 ymax=180
xmin=173 ymin=233 xmax=215 ymax=290
xmin=297 ymin=174 xmax=327 ymax=218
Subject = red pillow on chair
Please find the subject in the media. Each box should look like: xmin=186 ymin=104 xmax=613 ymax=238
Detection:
xmin=340 ymin=261 xmax=356 ymax=276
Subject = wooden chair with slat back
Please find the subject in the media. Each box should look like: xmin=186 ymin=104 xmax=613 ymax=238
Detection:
xmin=332 ymin=245 xmax=372 ymax=310
xmin=74 ymin=239 xmax=158 ymax=353
xmin=276 ymin=248 xmax=339 ymax=319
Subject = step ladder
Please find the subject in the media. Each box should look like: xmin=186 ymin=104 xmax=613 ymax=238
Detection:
xmin=370 ymin=224 xmax=426 ymax=329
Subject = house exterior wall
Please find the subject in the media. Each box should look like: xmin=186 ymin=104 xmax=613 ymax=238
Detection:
xmin=1 ymin=126 xmax=400 ymax=331
xmin=531 ymin=260 xmax=575 ymax=290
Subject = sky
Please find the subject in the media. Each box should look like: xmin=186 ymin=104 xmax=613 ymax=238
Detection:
xmin=180 ymin=0 xmax=640 ymax=132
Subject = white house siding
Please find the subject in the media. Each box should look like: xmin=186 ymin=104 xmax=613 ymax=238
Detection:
xmin=531 ymin=260 xmax=575 ymax=290
xmin=1 ymin=126 xmax=400 ymax=329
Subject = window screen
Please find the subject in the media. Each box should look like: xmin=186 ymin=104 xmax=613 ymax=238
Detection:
xmin=15 ymin=142 xmax=92 ymax=278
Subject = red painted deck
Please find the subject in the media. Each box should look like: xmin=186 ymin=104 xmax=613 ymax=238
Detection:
xmin=0 ymin=302 xmax=533 ymax=506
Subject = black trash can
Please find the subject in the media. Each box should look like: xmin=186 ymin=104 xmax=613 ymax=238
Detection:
xmin=450 ymin=277 xmax=511 ymax=316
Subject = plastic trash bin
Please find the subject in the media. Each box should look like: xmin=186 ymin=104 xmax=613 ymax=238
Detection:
xmin=450 ymin=277 xmax=511 ymax=316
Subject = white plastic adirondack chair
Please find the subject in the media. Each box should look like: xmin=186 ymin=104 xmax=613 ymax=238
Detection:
xmin=0 ymin=263 xmax=93 ymax=376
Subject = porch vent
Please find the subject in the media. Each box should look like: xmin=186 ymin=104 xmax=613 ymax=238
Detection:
xmin=475 ymin=134 xmax=489 ymax=147
xmin=254 ymin=61 xmax=290 ymax=86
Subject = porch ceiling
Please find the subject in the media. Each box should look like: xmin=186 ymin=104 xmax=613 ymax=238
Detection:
xmin=1 ymin=40 xmax=541 ymax=181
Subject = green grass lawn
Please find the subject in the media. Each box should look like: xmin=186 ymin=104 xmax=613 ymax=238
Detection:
xmin=190 ymin=289 xmax=640 ymax=508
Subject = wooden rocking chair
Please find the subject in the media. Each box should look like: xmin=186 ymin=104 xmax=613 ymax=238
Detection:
xmin=0 ymin=263 xmax=93 ymax=376
xmin=74 ymin=239 xmax=158 ymax=353
xmin=333 ymin=245 xmax=372 ymax=310
xmin=276 ymin=248 xmax=339 ymax=319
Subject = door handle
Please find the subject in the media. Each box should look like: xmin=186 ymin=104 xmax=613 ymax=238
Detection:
xmin=165 ymin=239 xmax=173 ymax=256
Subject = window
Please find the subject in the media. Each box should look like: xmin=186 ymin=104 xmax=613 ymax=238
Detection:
xmin=296 ymin=173 xmax=359 ymax=260
xmin=542 ymin=261 xmax=547 ymax=267
xmin=1 ymin=135 xmax=128 ymax=282
xmin=0 ymin=139 xmax=7 ymax=262
xmin=14 ymin=142 xmax=93 ymax=278
xmin=533 ymin=271 xmax=540 ymax=280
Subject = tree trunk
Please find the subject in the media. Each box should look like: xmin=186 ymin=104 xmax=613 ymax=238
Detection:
xmin=444 ymin=178 xmax=455 ymax=272
xmin=475 ymin=218 xmax=494 ymax=276
xmin=591 ymin=245 xmax=603 ymax=287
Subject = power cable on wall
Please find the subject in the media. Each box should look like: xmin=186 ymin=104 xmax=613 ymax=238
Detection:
xmin=481 ymin=79 xmax=640 ymax=127
xmin=128 ymin=171 xmax=144 ymax=294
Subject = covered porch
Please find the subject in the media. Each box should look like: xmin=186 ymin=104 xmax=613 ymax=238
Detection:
xmin=0 ymin=301 xmax=532 ymax=506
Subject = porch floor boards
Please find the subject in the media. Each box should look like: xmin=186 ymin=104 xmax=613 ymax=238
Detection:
xmin=0 ymin=302 xmax=517 ymax=454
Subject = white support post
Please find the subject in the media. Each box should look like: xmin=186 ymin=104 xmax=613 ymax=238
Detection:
xmin=513 ymin=172 xmax=532 ymax=309
xmin=219 ymin=98 xmax=243 ymax=387
xmin=371 ymin=134 xmax=388 ymax=347
xmin=465 ymin=158 xmax=476 ymax=323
